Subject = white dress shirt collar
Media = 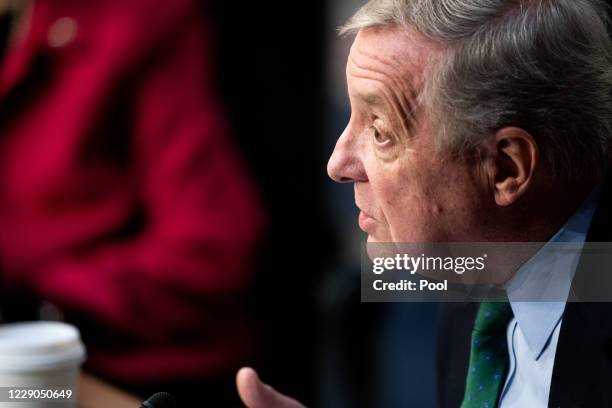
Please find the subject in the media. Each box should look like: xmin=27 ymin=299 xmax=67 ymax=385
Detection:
xmin=503 ymin=185 xmax=601 ymax=360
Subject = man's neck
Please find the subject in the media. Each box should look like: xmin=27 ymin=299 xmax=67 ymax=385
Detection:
xmin=501 ymin=177 xmax=599 ymax=243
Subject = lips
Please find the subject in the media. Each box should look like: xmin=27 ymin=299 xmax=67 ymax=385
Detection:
xmin=358 ymin=210 xmax=376 ymax=231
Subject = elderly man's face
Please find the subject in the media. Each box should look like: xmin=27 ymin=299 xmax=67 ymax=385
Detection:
xmin=328 ymin=26 xmax=489 ymax=243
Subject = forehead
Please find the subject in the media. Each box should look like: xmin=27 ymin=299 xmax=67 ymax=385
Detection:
xmin=347 ymin=25 xmax=437 ymax=100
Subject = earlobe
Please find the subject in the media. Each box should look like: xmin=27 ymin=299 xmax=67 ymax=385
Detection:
xmin=494 ymin=179 xmax=520 ymax=206
xmin=491 ymin=127 xmax=538 ymax=207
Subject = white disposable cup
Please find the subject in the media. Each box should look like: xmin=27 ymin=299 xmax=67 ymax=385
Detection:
xmin=0 ymin=322 xmax=86 ymax=408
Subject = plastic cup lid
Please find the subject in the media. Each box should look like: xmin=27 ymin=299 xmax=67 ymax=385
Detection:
xmin=0 ymin=322 xmax=86 ymax=372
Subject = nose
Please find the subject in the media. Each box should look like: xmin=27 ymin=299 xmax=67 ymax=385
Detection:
xmin=327 ymin=126 xmax=367 ymax=183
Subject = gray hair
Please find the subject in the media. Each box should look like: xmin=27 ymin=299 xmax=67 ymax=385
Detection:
xmin=341 ymin=0 xmax=612 ymax=181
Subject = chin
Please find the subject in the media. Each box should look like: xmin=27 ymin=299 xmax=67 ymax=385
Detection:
xmin=365 ymin=239 xmax=378 ymax=260
xmin=366 ymin=233 xmax=387 ymax=244
xmin=365 ymin=234 xmax=398 ymax=260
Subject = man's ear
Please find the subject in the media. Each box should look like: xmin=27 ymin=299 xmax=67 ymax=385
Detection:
xmin=488 ymin=127 xmax=538 ymax=206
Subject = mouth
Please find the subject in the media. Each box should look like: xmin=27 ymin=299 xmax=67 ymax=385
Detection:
xmin=358 ymin=210 xmax=376 ymax=232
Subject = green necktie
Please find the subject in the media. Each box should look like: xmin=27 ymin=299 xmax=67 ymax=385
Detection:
xmin=461 ymin=302 xmax=514 ymax=408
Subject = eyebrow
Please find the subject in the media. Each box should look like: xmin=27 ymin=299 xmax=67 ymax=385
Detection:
xmin=357 ymin=90 xmax=418 ymax=131
xmin=359 ymin=93 xmax=383 ymax=107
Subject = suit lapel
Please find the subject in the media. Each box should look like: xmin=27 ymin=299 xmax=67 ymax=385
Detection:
xmin=437 ymin=177 xmax=612 ymax=407
xmin=436 ymin=302 xmax=477 ymax=408
xmin=549 ymin=175 xmax=612 ymax=407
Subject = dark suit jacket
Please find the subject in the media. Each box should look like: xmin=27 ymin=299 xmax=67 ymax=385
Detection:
xmin=437 ymin=176 xmax=612 ymax=408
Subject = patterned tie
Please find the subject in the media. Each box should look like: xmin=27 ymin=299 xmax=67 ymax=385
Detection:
xmin=461 ymin=302 xmax=514 ymax=408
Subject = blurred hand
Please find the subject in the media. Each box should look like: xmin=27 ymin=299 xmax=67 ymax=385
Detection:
xmin=236 ymin=367 xmax=306 ymax=408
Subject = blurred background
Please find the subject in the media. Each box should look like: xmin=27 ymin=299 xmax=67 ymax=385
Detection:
xmin=0 ymin=0 xmax=439 ymax=406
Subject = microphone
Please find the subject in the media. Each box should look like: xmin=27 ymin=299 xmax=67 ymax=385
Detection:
xmin=140 ymin=392 xmax=177 ymax=408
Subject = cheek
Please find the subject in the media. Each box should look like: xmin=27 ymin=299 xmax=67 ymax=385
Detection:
xmin=391 ymin=161 xmax=485 ymax=241
xmin=372 ymin=159 xmax=439 ymax=241
xmin=375 ymin=152 xmax=475 ymax=242
xmin=383 ymin=184 xmax=438 ymax=241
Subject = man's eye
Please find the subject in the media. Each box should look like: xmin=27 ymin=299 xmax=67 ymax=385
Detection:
xmin=371 ymin=126 xmax=390 ymax=144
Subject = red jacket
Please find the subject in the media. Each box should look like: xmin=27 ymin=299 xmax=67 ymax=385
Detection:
xmin=0 ymin=0 xmax=265 ymax=383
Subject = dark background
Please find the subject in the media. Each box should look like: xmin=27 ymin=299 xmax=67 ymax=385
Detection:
xmin=209 ymin=0 xmax=337 ymax=405
xmin=207 ymin=1 xmax=440 ymax=407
